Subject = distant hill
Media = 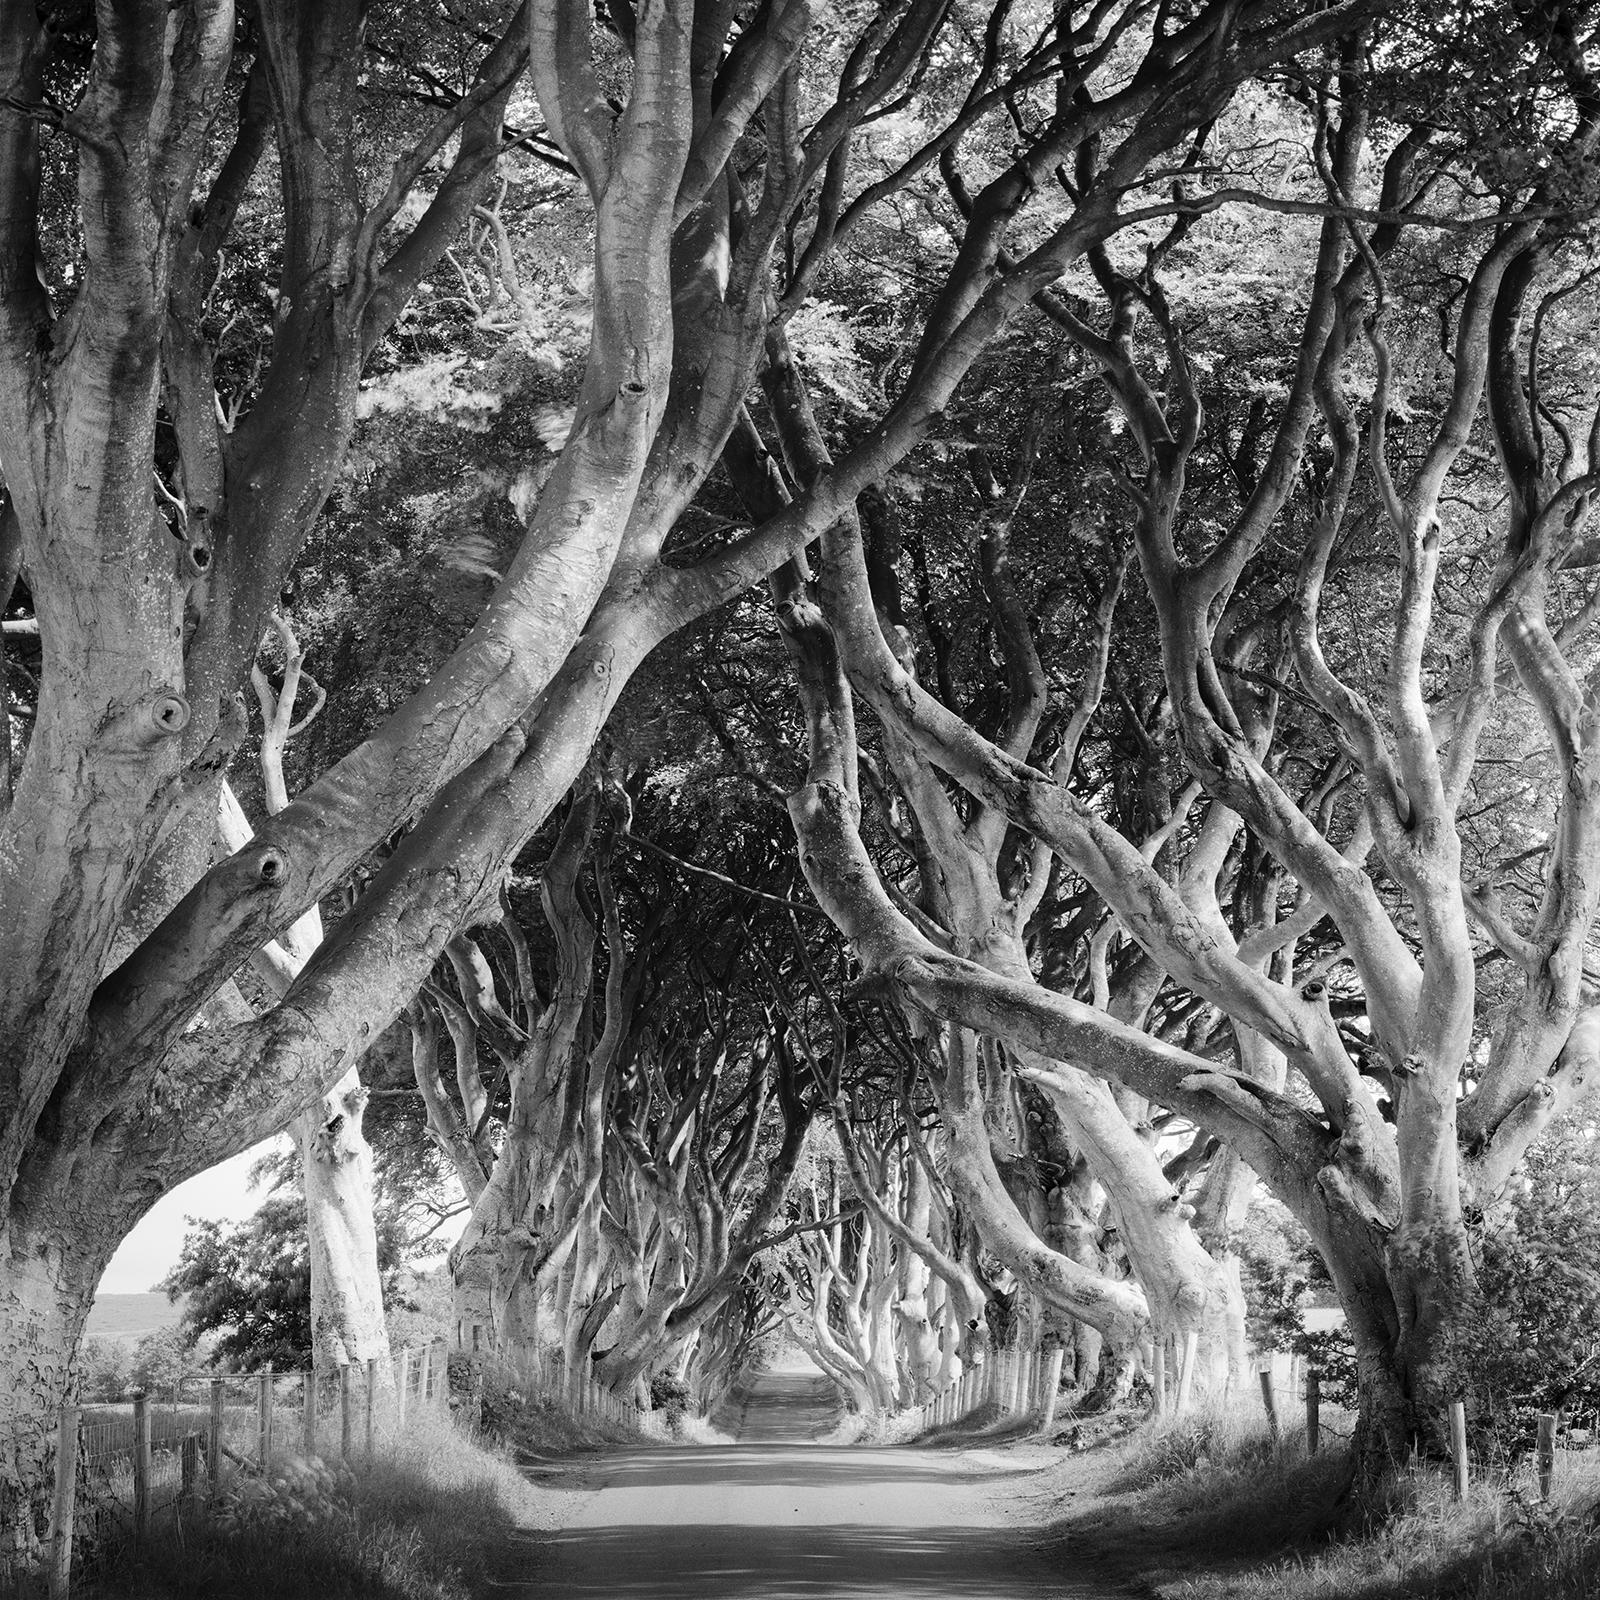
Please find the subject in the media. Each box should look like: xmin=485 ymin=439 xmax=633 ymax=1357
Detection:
xmin=84 ymin=1293 xmax=183 ymax=1345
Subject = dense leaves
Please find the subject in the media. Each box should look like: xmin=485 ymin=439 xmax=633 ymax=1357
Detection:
xmin=1455 ymin=1126 xmax=1600 ymax=1451
xmin=160 ymin=1194 xmax=407 ymax=1372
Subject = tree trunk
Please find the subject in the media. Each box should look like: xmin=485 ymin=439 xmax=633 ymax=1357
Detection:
xmin=0 ymin=1220 xmax=110 ymax=1566
xmin=297 ymin=1068 xmax=391 ymax=1374
xmin=932 ymin=1028 xmax=1149 ymax=1368
xmin=222 ymin=779 xmax=392 ymax=1380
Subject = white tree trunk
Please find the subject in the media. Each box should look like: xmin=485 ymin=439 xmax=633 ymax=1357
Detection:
xmin=297 ymin=1069 xmax=391 ymax=1371
xmin=220 ymin=782 xmax=390 ymax=1375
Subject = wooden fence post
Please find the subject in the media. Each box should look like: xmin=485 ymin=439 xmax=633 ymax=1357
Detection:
xmin=340 ymin=1364 xmax=353 ymax=1459
xmin=208 ymin=1378 xmax=224 ymax=1500
xmin=257 ymin=1367 xmax=274 ymax=1472
xmin=1258 ymin=1368 xmax=1279 ymax=1435
xmin=396 ymin=1348 xmax=410 ymax=1430
xmin=302 ymin=1367 xmax=317 ymax=1458
xmin=1450 ymin=1400 xmax=1470 ymax=1500
xmin=469 ymin=1328 xmax=485 ymax=1429
xmin=365 ymin=1358 xmax=377 ymax=1458
xmin=1038 ymin=1346 xmax=1067 ymax=1433
xmin=1305 ymin=1366 xmax=1321 ymax=1455
xmin=45 ymin=1403 xmax=79 ymax=1600
xmin=1537 ymin=1413 xmax=1557 ymax=1501
xmin=420 ymin=1343 xmax=433 ymax=1411
xmin=1151 ymin=1338 xmax=1167 ymax=1416
xmin=132 ymin=1389 xmax=151 ymax=1543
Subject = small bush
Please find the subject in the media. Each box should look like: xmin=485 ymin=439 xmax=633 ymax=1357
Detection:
xmin=79 ymin=1339 xmax=132 ymax=1404
xmin=212 ymin=1455 xmax=352 ymax=1536
xmin=1451 ymin=1127 xmax=1600 ymax=1455
xmin=650 ymin=1372 xmax=690 ymax=1412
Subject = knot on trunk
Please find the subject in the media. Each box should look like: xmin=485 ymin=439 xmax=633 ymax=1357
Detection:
xmin=148 ymin=692 xmax=190 ymax=735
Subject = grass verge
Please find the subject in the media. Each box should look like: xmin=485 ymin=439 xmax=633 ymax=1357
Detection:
xmin=1051 ymin=1400 xmax=1600 ymax=1600
xmin=72 ymin=1357 xmax=668 ymax=1600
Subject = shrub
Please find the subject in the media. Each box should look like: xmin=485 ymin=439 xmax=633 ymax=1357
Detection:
xmin=1233 ymin=1195 xmax=1362 ymax=1409
xmin=211 ymin=1456 xmax=353 ymax=1537
xmin=650 ymin=1372 xmax=690 ymax=1412
xmin=79 ymin=1339 xmax=132 ymax=1404
xmin=1238 ymin=1119 xmax=1600 ymax=1442
xmin=1234 ymin=1196 xmax=1321 ymax=1357
xmin=1452 ymin=1123 xmax=1600 ymax=1453
xmin=128 ymin=1329 xmax=195 ymax=1400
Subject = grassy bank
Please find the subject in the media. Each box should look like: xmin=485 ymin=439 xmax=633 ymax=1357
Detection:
xmin=75 ymin=1408 xmax=541 ymax=1600
xmin=1052 ymin=1400 xmax=1600 ymax=1600
xmin=73 ymin=1378 xmax=652 ymax=1600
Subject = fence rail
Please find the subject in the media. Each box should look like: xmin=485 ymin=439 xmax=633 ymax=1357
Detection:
xmin=4 ymin=1341 xmax=449 ymax=1600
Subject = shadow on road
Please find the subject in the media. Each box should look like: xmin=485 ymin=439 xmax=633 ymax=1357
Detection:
xmin=495 ymin=1521 xmax=1070 ymax=1598
xmin=577 ymin=1446 xmax=1042 ymax=1492
xmin=711 ymin=1369 xmax=846 ymax=1442
xmin=495 ymin=1361 xmax=1117 ymax=1598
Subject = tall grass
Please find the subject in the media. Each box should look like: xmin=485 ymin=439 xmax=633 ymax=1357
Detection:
xmin=79 ymin=1407 xmax=546 ymax=1600
xmin=1100 ymin=1397 xmax=1600 ymax=1600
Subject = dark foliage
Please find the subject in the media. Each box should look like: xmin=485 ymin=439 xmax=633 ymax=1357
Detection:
xmin=159 ymin=1194 xmax=407 ymax=1372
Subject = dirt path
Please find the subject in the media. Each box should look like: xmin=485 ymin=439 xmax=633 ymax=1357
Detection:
xmin=494 ymin=1365 xmax=1126 ymax=1598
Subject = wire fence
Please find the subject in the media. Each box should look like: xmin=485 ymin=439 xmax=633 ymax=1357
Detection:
xmin=3 ymin=1341 xmax=449 ymax=1599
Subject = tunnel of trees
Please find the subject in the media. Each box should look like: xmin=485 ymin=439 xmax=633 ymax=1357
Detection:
xmin=5 ymin=0 xmax=1600 ymax=1557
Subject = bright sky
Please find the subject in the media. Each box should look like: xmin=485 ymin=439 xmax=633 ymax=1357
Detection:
xmin=96 ymin=1138 xmax=288 ymax=1294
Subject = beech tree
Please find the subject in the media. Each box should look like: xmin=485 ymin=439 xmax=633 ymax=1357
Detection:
xmin=0 ymin=0 xmax=1377 ymax=1548
xmin=223 ymin=610 xmax=390 ymax=1376
xmin=775 ymin=12 xmax=1600 ymax=1466
xmin=407 ymin=779 xmax=827 ymax=1403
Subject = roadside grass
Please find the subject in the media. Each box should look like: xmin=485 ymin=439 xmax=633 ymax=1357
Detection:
xmin=1055 ymin=1397 xmax=1600 ymax=1600
xmin=77 ymin=1406 xmax=545 ymax=1600
xmin=74 ymin=1368 xmax=660 ymax=1600
xmin=908 ymin=1399 xmax=1057 ymax=1448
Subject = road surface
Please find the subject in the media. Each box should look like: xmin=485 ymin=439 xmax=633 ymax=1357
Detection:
xmin=495 ymin=1363 xmax=1122 ymax=1598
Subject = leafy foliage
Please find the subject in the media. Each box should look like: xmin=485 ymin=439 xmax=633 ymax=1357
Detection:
xmin=160 ymin=1193 xmax=406 ymax=1372
xmin=1454 ymin=1125 xmax=1600 ymax=1452
xmin=1235 ymin=1200 xmax=1360 ymax=1411
xmin=1234 ymin=1198 xmax=1322 ymax=1357
xmin=128 ymin=1328 xmax=197 ymax=1399
xmin=77 ymin=1339 xmax=133 ymax=1405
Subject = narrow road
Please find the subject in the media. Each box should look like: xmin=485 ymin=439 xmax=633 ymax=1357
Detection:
xmin=495 ymin=1363 xmax=1120 ymax=1598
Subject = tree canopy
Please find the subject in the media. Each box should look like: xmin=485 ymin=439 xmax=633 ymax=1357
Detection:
xmin=5 ymin=0 xmax=1600 ymax=1545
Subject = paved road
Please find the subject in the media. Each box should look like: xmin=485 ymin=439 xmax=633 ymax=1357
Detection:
xmin=495 ymin=1364 xmax=1119 ymax=1598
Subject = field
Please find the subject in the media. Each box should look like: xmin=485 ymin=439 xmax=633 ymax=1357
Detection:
xmin=84 ymin=1294 xmax=183 ymax=1345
